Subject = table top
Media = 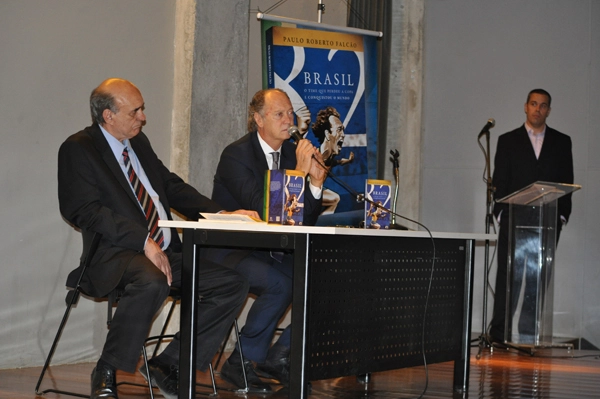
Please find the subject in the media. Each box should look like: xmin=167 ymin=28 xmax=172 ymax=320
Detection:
xmin=159 ymin=219 xmax=496 ymax=241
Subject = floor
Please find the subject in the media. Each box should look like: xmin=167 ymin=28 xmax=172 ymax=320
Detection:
xmin=2 ymin=346 xmax=600 ymax=398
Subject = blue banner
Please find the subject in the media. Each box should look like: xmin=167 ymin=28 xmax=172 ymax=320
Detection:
xmin=262 ymin=22 xmax=378 ymax=223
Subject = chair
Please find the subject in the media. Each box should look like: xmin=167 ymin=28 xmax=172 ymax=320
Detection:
xmin=138 ymin=317 xmax=249 ymax=397
xmin=35 ymin=232 xmax=103 ymax=398
xmin=34 ymin=232 xmax=192 ymax=398
xmin=213 ymin=322 xmax=283 ymax=389
xmin=212 ymin=319 xmax=249 ymax=393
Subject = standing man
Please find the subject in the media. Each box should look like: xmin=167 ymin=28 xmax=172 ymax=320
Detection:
xmin=211 ymin=88 xmax=327 ymax=392
xmin=490 ymin=88 xmax=574 ymax=343
xmin=58 ymin=78 xmax=256 ymax=399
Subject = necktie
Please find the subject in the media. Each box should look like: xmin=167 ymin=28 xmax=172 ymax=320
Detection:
xmin=122 ymin=147 xmax=164 ymax=247
xmin=269 ymin=151 xmax=284 ymax=262
xmin=271 ymin=151 xmax=280 ymax=170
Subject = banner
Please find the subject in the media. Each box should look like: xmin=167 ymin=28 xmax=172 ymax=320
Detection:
xmin=261 ymin=21 xmax=378 ymax=223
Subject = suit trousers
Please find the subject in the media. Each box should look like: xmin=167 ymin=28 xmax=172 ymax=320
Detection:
xmin=234 ymin=250 xmax=293 ymax=363
xmin=100 ymin=250 xmax=248 ymax=372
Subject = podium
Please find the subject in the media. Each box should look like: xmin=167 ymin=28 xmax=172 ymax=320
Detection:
xmin=498 ymin=181 xmax=580 ymax=348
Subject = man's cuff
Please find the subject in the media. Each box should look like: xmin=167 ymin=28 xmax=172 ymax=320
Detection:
xmin=309 ymin=182 xmax=323 ymax=199
xmin=560 ymin=215 xmax=567 ymax=226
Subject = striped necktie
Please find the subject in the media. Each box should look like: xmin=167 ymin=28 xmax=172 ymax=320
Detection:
xmin=122 ymin=147 xmax=164 ymax=247
xmin=269 ymin=151 xmax=284 ymax=262
xmin=271 ymin=151 xmax=280 ymax=170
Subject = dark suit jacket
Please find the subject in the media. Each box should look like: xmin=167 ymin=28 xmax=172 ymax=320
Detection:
xmin=212 ymin=131 xmax=322 ymax=226
xmin=58 ymin=123 xmax=222 ymax=297
xmin=492 ymin=124 xmax=574 ymax=222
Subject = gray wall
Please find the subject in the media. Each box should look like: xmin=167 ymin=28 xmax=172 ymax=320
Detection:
xmin=422 ymin=0 xmax=599 ymax=346
xmin=0 ymin=0 xmax=176 ymax=368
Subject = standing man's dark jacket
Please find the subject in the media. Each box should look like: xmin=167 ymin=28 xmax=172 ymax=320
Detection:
xmin=493 ymin=124 xmax=573 ymax=223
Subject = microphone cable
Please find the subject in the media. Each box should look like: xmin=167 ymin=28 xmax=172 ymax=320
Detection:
xmin=289 ymin=125 xmax=437 ymax=398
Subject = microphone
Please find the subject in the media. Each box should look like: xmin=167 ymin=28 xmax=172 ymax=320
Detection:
xmin=288 ymin=125 xmax=303 ymax=144
xmin=478 ymin=118 xmax=495 ymax=138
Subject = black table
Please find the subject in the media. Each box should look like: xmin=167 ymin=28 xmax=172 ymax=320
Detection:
xmin=159 ymin=220 xmax=492 ymax=398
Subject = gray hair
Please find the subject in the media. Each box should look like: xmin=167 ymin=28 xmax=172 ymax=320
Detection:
xmin=90 ymin=86 xmax=119 ymax=125
xmin=247 ymin=88 xmax=288 ymax=132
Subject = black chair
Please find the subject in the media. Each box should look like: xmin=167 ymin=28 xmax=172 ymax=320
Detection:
xmin=35 ymin=232 xmax=104 ymax=398
xmin=34 ymin=232 xmax=193 ymax=398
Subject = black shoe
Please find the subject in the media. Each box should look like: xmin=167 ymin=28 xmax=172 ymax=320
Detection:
xmin=139 ymin=357 xmax=178 ymax=399
xmin=220 ymin=354 xmax=273 ymax=393
xmin=90 ymin=364 xmax=118 ymax=399
xmin=256 ymin=343 xmax=290 ymax=385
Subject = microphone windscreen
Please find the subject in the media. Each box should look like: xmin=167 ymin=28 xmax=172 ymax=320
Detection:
xmin=288 ymin=125 xmax=303 ymax=143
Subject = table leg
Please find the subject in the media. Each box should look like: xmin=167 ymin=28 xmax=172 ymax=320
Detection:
xmin=454 ymin=239 xmax=475 ymax=395
xmin=289 ymin=234 xmax=309 ymax=398
xmin=179 ymin=229 xmax=199 ymax=399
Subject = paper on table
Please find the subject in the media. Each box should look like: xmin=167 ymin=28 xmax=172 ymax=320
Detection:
xmin=199 ymin=213 xmax=264 ymax=223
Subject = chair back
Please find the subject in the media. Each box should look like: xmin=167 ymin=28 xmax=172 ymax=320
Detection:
xmin=65 ymin=232 xmax=102 ymax=306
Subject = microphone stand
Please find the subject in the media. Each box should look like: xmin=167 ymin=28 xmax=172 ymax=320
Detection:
xmin=389 ymin=149 xmax=408 ymax=230
xmin=477 ymin=130 xmax=494 ymax=358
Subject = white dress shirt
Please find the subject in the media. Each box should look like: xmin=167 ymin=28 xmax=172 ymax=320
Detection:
xmin=256 ymin=133 xmax=322 ymax=199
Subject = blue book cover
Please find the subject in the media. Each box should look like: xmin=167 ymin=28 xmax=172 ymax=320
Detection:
xmin=364 ymin=179 xmax=391 ymax=229
xmin=263 ymin=25 xmax=378 ymax=222
xmin=264 ymin=169 xmax=306 ymax=225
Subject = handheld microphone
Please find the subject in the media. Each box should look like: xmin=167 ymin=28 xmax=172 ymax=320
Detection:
xmin=478 ymin=118 xmax=495 ymax=138
xmin=288 ymin=125 xmax=304 ymax=143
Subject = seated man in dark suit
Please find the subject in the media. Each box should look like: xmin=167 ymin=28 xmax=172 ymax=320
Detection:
xmin=58 ymin=78 xmax=258 ymax=399
xmin=211 ymin=88 xmax=327 ymax=392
